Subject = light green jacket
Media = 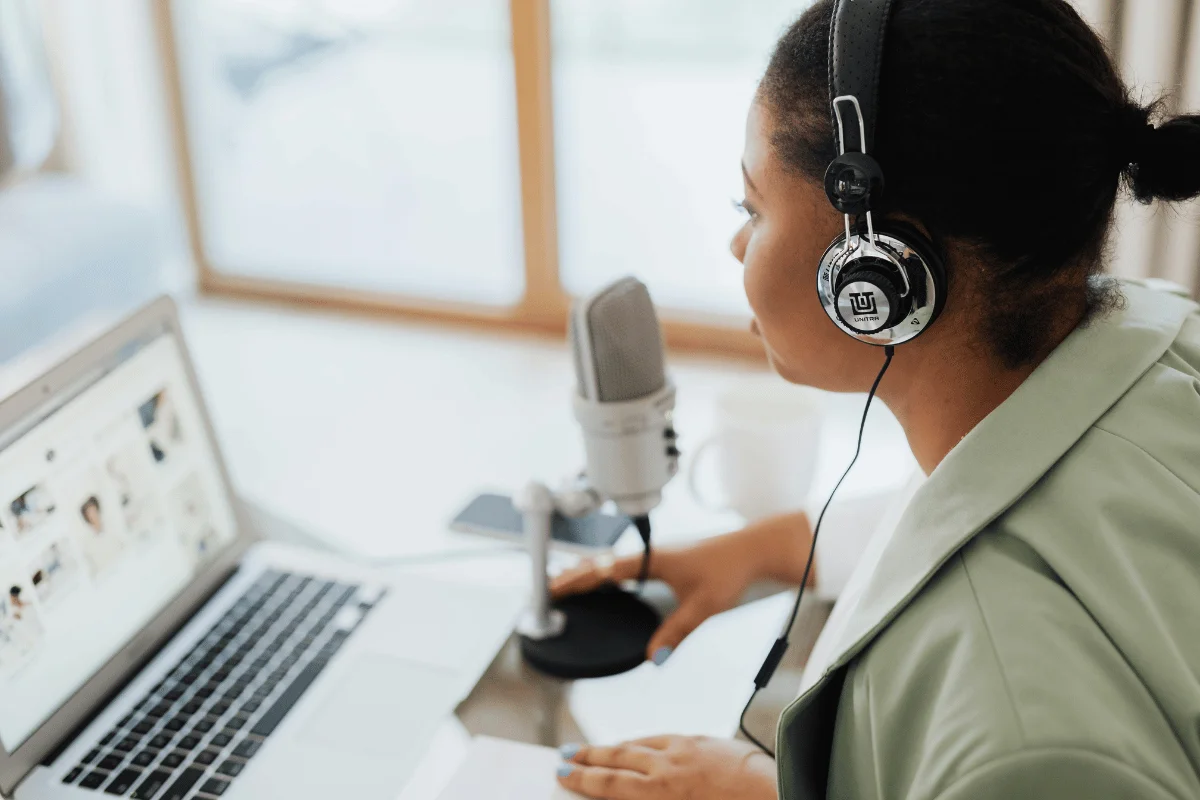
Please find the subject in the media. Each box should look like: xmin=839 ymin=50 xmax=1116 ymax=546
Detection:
xmin=777 ymin=280 xmax=1200 ymax=800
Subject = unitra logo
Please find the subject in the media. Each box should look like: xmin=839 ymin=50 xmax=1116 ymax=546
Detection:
xmin=848 ymin=291 xmax=880 ymax=321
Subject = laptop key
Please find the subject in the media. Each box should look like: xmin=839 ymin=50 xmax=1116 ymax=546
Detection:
xmin=62 ymin=766 xmax=83 ymax=784
xmin=80 ymin=772 xmax=109 ymax=789
xmin=251 ymin=651 xmax=339 ymax=737
xmin=115 ymin=736 xmax=140 ymax=753
xmin=199 ymin=777 xmax=230 ymax=796
xmin=100 ymin=731 xmax=116 ymax=746
xmin=105 ymin=767 xmax=142 ymax=795
xmin=131 ymin=750 xmax=157 ymax=767
xmin=210 ymin=733 xmax=232 ymax=748
xmin=131 ymin=719 xmax=155 ymax=735
xmin=161 ymin=751 xmax=185 ymax=769
xmin=130 ymin=770 xmax=171 ymax=799
xmin=215 ymin=759 xmax=244 ymax=778
xmin=193 ymin=718 xmax=215 ymax=733
xmin=98 ymin=754 xmax=124 ymax=771
xmin=148 ymin=734 xmax=173 ymax=750
xmin=81 ymin=748 xmax=101 ymax=764
xmin=159 ymin=766 xmax=204 ymax=800
xmin=178 ymin=734 xmax=202 ymax=750
xmin=232 ymin=738 xmax=261 ymax=759
xmin=193 ymin=749 xmax=219 ymax=766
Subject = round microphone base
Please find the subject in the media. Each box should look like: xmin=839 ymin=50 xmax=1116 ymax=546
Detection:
xmin=519 ymin=585 xmax=660 ymax=680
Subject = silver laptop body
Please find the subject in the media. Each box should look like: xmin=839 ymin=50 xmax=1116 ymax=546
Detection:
xmin=0 ymin=297 xmax=521 ymax=800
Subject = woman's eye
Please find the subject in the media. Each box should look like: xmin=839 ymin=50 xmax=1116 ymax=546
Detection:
xmin=733 ymin=198 xmax=760 ymax=221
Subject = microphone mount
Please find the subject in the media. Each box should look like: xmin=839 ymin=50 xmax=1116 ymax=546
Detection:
xmin=515 ymin=471 xmax=661 ymax=680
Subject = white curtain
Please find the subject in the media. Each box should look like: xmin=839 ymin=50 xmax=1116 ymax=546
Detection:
xmin=1072 ymin=0 xmax=1200 ymax=293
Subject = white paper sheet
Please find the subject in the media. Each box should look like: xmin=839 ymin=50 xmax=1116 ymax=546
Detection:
xmin=434 ymin=736 xmax=586 ymax=800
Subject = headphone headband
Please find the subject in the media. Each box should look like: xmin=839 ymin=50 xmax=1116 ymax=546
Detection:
xmin=817 ymin=0 xmax=948 ymax=348
xmin=828 ymin=0 xmax=896 ymax=156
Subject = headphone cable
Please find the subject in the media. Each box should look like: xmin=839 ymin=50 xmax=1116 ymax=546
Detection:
xmin=634 ymin=514 xmax=653 ymax=588
xmin=738 ymin=345 xmax=895 ymax=758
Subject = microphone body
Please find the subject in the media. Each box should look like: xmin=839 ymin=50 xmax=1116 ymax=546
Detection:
xmin=569 ymin=277 xmax=680 ymax=518
xmin=518 ymin=276 xmax=675 ymax=679
xmin=572 ymin=385 xmax=677 ymax=517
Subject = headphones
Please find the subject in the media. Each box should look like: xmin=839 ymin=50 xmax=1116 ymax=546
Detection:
xmin=816 ymin=0 xmax=947 ymax=346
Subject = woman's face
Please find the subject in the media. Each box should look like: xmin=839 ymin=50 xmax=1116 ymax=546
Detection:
xmin=731 ymin=101 xmax=889 ymax=392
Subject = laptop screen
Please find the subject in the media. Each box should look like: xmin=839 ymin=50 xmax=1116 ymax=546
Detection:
xmin=0 ymin=328 xmax=238 ymax=751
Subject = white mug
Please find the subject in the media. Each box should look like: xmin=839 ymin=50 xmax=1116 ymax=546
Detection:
xmin=688 ymin=376 xmax=824 ymax=522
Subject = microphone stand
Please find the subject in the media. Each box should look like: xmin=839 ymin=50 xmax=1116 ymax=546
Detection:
xmin=515 ymin=476 xmax=661 ymax=680
xmin=514 ymin=481 xmax=567 ymax=641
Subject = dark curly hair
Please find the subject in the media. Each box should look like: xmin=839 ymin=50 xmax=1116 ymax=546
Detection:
xmin=760 ymin=0 xmax=1200 ymax=366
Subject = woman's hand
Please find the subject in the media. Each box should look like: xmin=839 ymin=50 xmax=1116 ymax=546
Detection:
xmin=550 ymin=511 xmax=813 ymax=664
xmin=556 ymin=736 xmax=777 ymax=800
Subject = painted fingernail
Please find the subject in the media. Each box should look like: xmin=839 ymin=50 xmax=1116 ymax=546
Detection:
xmin=559 ymin=743 xmax=581 ymax=760
xmin=557 ymin=764 xmax=575 ymax=779
xmin=652 ymin=646 xmax=673 ymax=666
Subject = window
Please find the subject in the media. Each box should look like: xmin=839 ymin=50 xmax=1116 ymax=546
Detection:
xmin=159 ymin=0 xmax=801 ymax=357
xmin=166 ymin=0 xmax=524 ymax=305
xmin=552 ymin=0 xmax=799 ymax=316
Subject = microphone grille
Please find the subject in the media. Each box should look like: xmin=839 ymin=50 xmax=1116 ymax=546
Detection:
xmin=570 ymin=277 xmax=667 ymax=402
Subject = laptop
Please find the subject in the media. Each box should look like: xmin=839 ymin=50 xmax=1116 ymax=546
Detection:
xmin=0 ymin=297 xmax=525 ymax=800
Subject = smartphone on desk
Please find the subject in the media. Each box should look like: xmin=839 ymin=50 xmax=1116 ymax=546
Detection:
xmin=451 ymin=493 xmax=631 ymax=552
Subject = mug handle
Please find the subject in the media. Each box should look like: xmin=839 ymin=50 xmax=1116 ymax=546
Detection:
xmin=688 ymin=433 xmax=732 ymax=512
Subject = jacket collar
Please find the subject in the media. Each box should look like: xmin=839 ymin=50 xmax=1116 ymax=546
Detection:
xmin=804 ymin=281 xmax=1197 ymax=694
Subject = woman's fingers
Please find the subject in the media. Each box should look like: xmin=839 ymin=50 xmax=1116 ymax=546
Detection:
xmin=550 ymin=555 xmax=644 ymax=598
xmin=645 ymin=600 xmax=712 ymax=663
xmin=558 ymin=764 xmax=653 ymax=800
xmin=626 ymin=735 xmax=676 ymax=751
xmin=569 ymin=743 xmax=660 ymax=774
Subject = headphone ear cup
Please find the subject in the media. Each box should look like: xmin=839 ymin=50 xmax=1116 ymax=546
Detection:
xmin=871 ymin=221 xmax=948 ymax=325
xmin=816 ymin=221 xmax=948 ymax=345
xmin=817 ymin=230 xmax=850 ymax=299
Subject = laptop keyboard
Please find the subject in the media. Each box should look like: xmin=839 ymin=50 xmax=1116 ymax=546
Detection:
xmin=60 ymin=569 xmax=383 ymax=799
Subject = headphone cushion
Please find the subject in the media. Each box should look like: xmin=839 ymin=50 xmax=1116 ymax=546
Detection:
xmin=872 ymin=222 xmax=948 ymax=312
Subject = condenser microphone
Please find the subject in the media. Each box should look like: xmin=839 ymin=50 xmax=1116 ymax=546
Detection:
xmin=569 ymin=277 xmax=679 ymax=518
xmin=519 ymin=277 xmax=675 ymax=680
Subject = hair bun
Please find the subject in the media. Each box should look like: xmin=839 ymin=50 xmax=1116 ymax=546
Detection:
xmin=1123 ymin=108 xmax=1200 ymax=203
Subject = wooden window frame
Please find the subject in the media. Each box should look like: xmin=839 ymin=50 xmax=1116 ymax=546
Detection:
xmin=152 ymin=0 xmax=764 ymax=359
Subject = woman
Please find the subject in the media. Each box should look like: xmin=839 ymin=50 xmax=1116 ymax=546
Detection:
xmin=552 ymin=1 xmax=1200 ymax=798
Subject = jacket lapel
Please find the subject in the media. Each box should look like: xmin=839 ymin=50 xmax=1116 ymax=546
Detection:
xmin=792 ymin=281 xmax=1197 ymax=706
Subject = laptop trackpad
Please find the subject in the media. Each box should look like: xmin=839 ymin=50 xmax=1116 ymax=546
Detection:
xmin=232 ymin=654 xmax=458 ymax=800
xmin=297 ymin=652 xmax=458 ymax=756
xmin=234 ymin=653 xmax=458 ymax=800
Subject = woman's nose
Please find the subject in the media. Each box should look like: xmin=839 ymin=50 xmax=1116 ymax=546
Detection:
xmin=730 ymin=228 xmax=746 ymax=263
